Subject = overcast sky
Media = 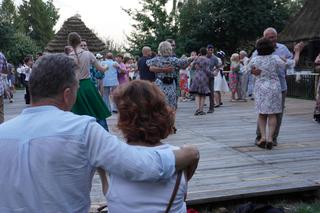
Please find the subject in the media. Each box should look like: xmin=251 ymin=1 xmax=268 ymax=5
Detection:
xmin=12 ymin=0 xmax=143 ymax=44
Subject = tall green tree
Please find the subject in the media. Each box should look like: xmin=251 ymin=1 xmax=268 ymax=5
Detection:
xmin=0 ymin=0 xmax=17 ymax=24
xmin=123 ymin=0 xmax=178 ymax=56
xmin=177 ymin=0 xmax=304 ymax=54
xmin=0 ymin=22 xmax=15 ymax=51
xmin=18 ymin=0 xmax=59 ymax=49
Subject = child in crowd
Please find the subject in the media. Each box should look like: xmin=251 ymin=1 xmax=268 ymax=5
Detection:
xmin=179 ymin=67 xmax=189 ymax=102
xmin=229 ymin=53 xmax=240 ymax=101
xmin=117 ymin=55 xmax=130 ymax=85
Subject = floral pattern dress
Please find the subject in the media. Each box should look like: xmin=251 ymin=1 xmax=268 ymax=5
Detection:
xmin=247 ymin=55 xmax=285 ymax=114
xmin=146 ymin=56 xmax=189 ymax=109
xmin=179 ymin=69 xmax=189 ymax=93
xmin=229 ymin=62 xmax=240 ymax=93
xmin=189 ymin=56 xmax=211 ymax=96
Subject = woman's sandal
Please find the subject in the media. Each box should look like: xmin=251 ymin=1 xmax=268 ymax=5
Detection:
xmin=266 ymin=141 xmax=273 ymax=150
xmin=198 ymin=111 xmax=206 ymax=116
xmin=255 ymin=140 xmax=266 ymax=149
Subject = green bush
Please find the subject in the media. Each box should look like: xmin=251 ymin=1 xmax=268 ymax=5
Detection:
xmin=5 ymin=32 xmax=40 ymax=65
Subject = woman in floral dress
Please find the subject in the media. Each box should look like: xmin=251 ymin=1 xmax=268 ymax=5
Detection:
xmin=189 ymin=48 xmax=212 ymax=115
xmin=147 ymin=41 xmax=192 ymax=110
xmin=246 ymin=38 xmax=288 ymax=150
xmin=147 ymin=41 xmax=193 ymax=133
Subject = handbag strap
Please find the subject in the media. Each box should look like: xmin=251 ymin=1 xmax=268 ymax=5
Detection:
xmin=165 ymin=171 xmax=182 ymax=213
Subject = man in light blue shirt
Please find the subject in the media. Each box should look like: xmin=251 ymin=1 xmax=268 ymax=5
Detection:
xmin=102 ymin=52 xmax=120 ymax=113
xmin=251 ymin=27 xmax=293 ymax=146
xmin=0 ymin=54 xmax=199 ymax=213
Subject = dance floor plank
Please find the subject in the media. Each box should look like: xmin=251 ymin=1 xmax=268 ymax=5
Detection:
xmin=4 ymin=91 xmax=320 ymax=208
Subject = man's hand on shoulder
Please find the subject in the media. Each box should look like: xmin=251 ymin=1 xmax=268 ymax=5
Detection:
xmin=251 ymin=66 xmax=261 ymax=76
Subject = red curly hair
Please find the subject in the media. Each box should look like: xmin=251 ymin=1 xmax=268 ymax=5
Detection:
xmin=113 ymin=80 xmax=175 ymax=145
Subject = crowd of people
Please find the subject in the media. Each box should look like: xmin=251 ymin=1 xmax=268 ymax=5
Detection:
xmin=0 ymin=26 xmax=320 ymax=212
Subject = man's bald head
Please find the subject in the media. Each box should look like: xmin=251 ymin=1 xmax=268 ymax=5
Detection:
xmin=106 ymin=52 xmax=113 ymax=59
xmin=142 ymin=46 xmax=151 ymax=57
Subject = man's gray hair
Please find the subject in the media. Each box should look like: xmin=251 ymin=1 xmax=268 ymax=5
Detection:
xmin=142 ymin=46 xmax=151 ymax=53
xmin=239 ymin=50 xmax=248 ymax=56
xmin=263 ymin=27 xmax=277 ymax=36
xmin=29 ymin=53 xmax=78 ymax=103
xmin=158 ymin=41 xmax=172 ymax=56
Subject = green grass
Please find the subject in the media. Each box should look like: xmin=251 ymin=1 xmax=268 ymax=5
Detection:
xmin=289 ymin=202 xmax=320 ymax=213
xmin=189 ymin=200 xmax=320 ymax=213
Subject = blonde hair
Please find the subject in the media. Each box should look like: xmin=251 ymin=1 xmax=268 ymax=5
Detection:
xmin=230 ymin=53 xmax=240 ymax=62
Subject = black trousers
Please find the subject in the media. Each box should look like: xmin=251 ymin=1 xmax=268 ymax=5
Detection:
xmin=209 ymin=77 xmax=215 ymax=110
xmin=25 ymin=82 xmax=30 ymax=104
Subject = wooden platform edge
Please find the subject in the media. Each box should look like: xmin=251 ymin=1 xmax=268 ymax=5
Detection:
xmin=186 ymin=185 xmax=320 ymax=205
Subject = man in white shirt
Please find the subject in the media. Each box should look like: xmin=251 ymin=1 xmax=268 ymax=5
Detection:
xmin=0 ymin=53 xmax=199 ymax=213
xmin=21 ymin=55 xmax=34 ymax=104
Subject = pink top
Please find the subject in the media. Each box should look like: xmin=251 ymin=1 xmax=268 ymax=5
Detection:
xmin=118 ymin=63 xmax=129 ymax=84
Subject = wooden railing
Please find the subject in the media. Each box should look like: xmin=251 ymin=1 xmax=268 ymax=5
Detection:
xmin=222 ymin=71 xmax=319 ymax=100
xmin=287 ymin=73 xmax=319 ymax=100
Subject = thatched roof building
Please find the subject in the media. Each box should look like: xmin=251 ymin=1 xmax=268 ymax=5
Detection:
xmin=279 ymin=0 xmax=320 ymax=43
xmin=45 ymin=15 xmax=106 ymax=53
xmin=279 ymin=0 xmax=320 ymax=68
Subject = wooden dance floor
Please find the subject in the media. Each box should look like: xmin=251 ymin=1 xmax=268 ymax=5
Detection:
xmin=4 ymin=91 xmax=320 ymax=209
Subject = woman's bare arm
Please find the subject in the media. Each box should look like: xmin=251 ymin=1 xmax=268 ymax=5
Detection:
xmin=149 ymin=66 xmax=175 ymax=73
xmin=173 ymin=145 xmax=200 ymax=180
xmin=94 ymin=61 xmax=108 ymax=72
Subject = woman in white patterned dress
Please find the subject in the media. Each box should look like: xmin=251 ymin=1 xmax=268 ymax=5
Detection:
xmin=247 ymin=38 xmax=289 ymax=150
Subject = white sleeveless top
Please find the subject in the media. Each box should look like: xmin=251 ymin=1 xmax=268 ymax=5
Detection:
xmin=106 ymin=144 xmax=187 ymax=213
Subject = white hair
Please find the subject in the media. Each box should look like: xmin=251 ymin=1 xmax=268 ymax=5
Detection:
xmin=263 ymin=27 xmax=278 ymax=36
xmin=239 ymin=50 xmax=247 ymax=56
xmin=158 ymin=41 xmax=172 ymax=56
xmin=142 ymin=46 xmax=151 ymax=52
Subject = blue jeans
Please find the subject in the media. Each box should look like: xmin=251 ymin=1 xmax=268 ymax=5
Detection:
xmin=103 ymin=86 xmax=117 ymax=112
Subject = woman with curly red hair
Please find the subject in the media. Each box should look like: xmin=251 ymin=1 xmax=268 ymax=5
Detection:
xmin=106 ymin=80 xmax=198 ymax=213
